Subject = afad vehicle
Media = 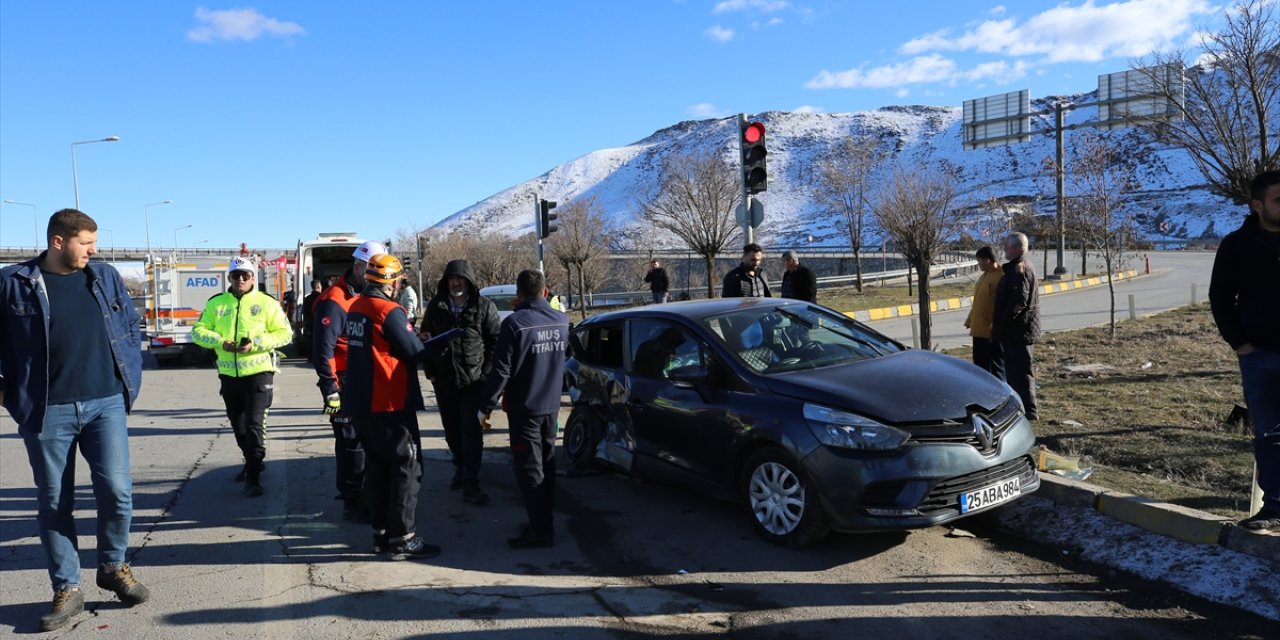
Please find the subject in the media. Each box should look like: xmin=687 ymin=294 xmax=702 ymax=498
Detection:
xmin=291 ymin=232 xmax=371 ymax=355
xmin=145 ymin=256 xmax=231 ymax=365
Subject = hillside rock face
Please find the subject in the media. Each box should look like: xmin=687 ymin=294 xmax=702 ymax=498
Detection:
xmin=433 ymin=96 xmax=1241 ymax=249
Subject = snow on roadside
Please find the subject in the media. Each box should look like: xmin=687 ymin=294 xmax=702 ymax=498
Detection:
xmin=996 ymin=496 xmax=1280 ymax=621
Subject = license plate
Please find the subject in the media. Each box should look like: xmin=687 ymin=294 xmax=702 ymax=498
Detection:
xmin=959 ymin=477 xmax=1021 ymax=513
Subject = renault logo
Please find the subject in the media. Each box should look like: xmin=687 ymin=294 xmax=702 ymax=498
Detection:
xmin=972 ymin=414 xmax=996 ymax=451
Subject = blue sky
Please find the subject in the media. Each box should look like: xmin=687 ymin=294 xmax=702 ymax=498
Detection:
xmin=0 ymin=0 xmax=1227 ymax=252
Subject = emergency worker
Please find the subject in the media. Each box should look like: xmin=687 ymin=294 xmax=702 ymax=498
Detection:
xmin=478 ymin=270 xmax=570 ymax=549
xmin=312 ymin=240 xmax=385 ymax=522
xmin=344 ymin=254 xmax=441 ymax=560
xmin=192 ymin=256 xmax=293 ymax=496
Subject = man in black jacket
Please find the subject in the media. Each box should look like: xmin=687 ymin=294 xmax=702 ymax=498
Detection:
xmin=722 ymin=243 xmax=770 ymax=298
xmin=1210 ymin=169 xmax=1280 ymax=532
xmin=992 ymin=232 xmax=1041 ymax=421
xmin=478 ymin=269 xmax=570 ymax=549
xmin=780 ymin=250 xmax=817 ymax=302
xmin=643 ymin=259 xmax=669 ymax=304
xmin=421 ymin=260 xmax=501 ymax=505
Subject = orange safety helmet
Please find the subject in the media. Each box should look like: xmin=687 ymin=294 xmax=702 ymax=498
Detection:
xmin=364 ymin=254 xmax=405 ymax=283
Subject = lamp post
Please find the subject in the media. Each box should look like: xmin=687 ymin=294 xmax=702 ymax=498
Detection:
xmin=143 ymin=200 xmax=172 ymax=262
xmin=173 ymin=224 xmax=192 ymax=258
xmin=71 ymin=136 xmax=120 ymax=210
xmin=3 ymin=200 xmax=40 ymax=252
xmin=143 ymin=200 xmax=172 ymax=336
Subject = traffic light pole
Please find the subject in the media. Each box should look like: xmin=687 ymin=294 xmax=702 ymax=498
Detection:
xmin=739 ymin=114 xmax=755 ymax=244
xmin=534 ymin=194 xmax=545 ymax=273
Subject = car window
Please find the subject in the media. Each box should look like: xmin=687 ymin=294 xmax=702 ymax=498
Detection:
xmin=571 ymin=323 xmax=624 ymax=369
xmin=627 ymin=318 xmax=703 ymax=380
xmin=702 ymin=304 xmax=900 ymax=373
xmin=487 ymin=294 xmax=517 ymax=312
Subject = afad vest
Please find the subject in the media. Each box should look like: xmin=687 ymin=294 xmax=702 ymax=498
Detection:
xmin=192 ymin=290 xmax=293 ymax=377
xmin=314 ymin=282 xmax=357 ymax=374
xmin=345 ymin=295 xmax=420 ymax=414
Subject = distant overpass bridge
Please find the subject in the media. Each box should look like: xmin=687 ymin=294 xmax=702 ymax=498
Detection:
xmin=0 ymin=246 xmax=295 ymax=264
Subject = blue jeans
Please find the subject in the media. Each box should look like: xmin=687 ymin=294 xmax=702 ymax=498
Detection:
xmin=1239 ymin=347 xmax=1280 ymax=511
xmin=20 ymin=394 xmax=133 ymax=591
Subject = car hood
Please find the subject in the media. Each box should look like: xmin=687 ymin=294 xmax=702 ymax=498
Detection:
xmin=762 ymin=350 xmax=1011 ymax=425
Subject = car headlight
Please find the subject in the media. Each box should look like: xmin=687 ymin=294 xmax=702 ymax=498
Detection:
xmin=803 ymin=403 xmax=910 ymax=451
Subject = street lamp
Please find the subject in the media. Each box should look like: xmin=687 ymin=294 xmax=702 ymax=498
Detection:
xmin=173 ymin=224 xmax=192 ymax=256
xmin=3 ymin=200 xmax=40 ymax=252
xmin=71 ymin=136 xmax=120 ymax=210
xmin=143 ymin=200 xmax=172 ymax=262
xmin=143 ymin=200 xmax=172 ymax=336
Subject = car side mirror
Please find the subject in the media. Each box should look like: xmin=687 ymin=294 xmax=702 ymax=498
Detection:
xmin=668 ymin=365 xmax=710 ymax=389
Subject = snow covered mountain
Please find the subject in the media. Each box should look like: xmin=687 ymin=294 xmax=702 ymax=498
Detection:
xmin=432 ymin=95 xmax=1244 ymax=249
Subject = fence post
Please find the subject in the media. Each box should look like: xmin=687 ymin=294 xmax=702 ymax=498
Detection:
xmin=1191 ymin=283 xmax=1198 ymax=305
xmin=1128 ymin=294 xmax=1136 ymax=321
xmin=910 ymin=317 xmax=920 ymax=349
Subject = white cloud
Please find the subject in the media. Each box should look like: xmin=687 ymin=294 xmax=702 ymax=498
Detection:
xmin=688 ymin=103 xmax=724 ymax=118
xmin=705 ymin=24 xmax=735 ymax=43
xmin=899 ymin=0 xmax=1213 ymax=63
xmin=792 ymin=105 xmax=824 ymax=113
xmin=988 ymin=5 xmax=1008 ymax=16
xmin=187 ymin=6 xmax=305 ymax=43
xmin=805 ymin=55 xmax=1030 ymax=90
xmin=713 ymin=0 xmax=790 ymax=14
xmin=895 ymin=88 xmax=910 ymax=98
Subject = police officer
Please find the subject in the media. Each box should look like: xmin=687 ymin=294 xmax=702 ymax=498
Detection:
xmin=343 ymin=254 xmax=441 ymax=560
xmin=312 ymin=240 xmax=385 ymax=522
xmin=478 ymin=269 xmax=570 ymax=549
xmin=193 ymin=256 xmax=294 ymax=496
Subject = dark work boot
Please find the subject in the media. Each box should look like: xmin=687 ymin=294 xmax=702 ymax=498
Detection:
xmin=97 ymin=563 xmax=150 ymax=605
xmin=244 ymin=460 xmax=264 ymax=497
xmin=40 ymin=588 xmax=84 ymax=632
xmin=462 ymin=483 xmax=490 ymax=506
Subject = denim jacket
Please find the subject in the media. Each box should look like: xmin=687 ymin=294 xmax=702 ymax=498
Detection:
xmin=0 ymin=254 xmax=142 ymax=433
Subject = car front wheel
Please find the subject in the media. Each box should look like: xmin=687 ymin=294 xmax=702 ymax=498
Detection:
xmin=742 ymin=448 xmax=830 ymax=547
xmin=563 ymin=406 xmax=602 ymax=471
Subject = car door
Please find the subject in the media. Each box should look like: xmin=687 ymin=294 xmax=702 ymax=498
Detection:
xmin=624 ymin=318 xmax=734 ymax=490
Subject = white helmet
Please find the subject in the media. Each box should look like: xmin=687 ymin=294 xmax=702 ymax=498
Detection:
xmin=352 ymin=241 xmax=387 ymax=263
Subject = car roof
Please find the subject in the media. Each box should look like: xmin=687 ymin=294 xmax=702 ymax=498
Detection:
xmin=479 ymin=284 xmax=516 ymax=295
xmin=576 ymin=297 xmax=809 ymax=327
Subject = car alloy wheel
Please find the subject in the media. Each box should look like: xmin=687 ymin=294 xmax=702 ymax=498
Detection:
xmin=563 ymin=406 xmax=601 ymax=470
xmin=749 ymin=461 xmax=806 ymax=535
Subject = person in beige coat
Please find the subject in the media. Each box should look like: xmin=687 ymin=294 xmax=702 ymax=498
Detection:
xmin=963 ymin=245 xmax=1005 ymax=380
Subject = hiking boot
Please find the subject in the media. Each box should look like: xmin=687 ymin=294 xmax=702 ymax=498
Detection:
xmin=96 ymin=564 xmax=150 ymax=605
xmin=40 ymin=588 xmax=84 ymax=632
xmin=244 ymin=480 xmax=264 ymax=497
xmin=387 ymin=536 xmax=441 ymax=561
xmin=461 ymin=485 xmax=490 ymax=506
xmin=507 ymin=526 xmax=554 ymax=549
xmin=1240 ymin=508 xmax=1280 ymax=532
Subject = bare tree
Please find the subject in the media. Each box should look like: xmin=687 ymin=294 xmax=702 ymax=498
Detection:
xmin=547 ymin=195 xmax=611 ymax=319
xmin=814 ymin=133 xmax=886 ymax=291
xmin=1132 ymin=0 xmax=1279 ymax=204
xmin=639 ymin=148 xmax=741 ymax=298
xmin=873 ymin=163 xmax=958 ymax=349
xmin=1065 ymin=131 xmax=1140 ymax=338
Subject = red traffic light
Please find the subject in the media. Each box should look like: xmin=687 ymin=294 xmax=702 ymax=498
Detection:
xmin=742 ymin=121 xmax=765 ymax=144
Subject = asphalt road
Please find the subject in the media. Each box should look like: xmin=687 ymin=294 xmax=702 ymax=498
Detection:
xmin=866 ymin=250 xmax=1217 ymax=349
xmin=2 ymin=343 xmax=1275 ymax=637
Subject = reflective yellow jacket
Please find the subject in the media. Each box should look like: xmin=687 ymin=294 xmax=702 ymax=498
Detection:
xmin=193 ymin=289 xmax=294 ymax=377
xmin=964 ymin=270 xmax=1003 ymax=339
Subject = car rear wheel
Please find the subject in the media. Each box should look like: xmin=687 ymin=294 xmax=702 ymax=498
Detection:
xmin=563 ymin=406 xmax=602 ymax=470
xmin=742 ymin=448 xmax=830 ymax=547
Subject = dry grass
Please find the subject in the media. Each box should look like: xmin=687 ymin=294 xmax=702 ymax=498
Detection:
xmin=950 ymin=304 xmax=1255 ymax=517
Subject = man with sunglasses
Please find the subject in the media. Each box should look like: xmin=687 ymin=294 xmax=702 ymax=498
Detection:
xmin=193 ymin=256 xmax=294 ymax=496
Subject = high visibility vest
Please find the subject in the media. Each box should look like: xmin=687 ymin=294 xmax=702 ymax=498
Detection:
xmin=193 ymin=290 xmax=294 ymax=377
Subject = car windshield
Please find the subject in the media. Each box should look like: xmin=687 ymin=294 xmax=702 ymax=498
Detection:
xmin=701 ymin=304 xmax=901 ymax=373
xmin=488 ymin=294 xmax=517 ymax=312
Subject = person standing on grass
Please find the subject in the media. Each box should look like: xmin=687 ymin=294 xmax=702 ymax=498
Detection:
xmin=1210 ymin=169 xmax=1280 ymax=532
xmin=963 ymin=245 xmax=1005 ymax=380
xmin=992 ymin=232 xmax=1040 ymax=420
xmin=0 ymin=208 xmax=150 ymax=631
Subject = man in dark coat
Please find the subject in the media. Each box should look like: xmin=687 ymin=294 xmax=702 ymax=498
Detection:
xmin=1210 ymin=169 xmax=1280 ymax=532
xmin=992 ymin=232 xmax=1041 ymax=420
xmin=421 ymin=260 xmax=502 ymax=505
xmin=779 ymin=250 xmax=817 ymax=302
xmin=722 ymin=243 xmax=770 ymax=298
xmin=643 ymin=259 xmax=670 ymax=304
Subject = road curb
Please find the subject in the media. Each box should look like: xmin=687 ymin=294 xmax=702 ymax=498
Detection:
xmin=1035 ymin=472 xmax=1279 ymax=563
xmin=847 ymin=269 xmax=1139 ymax=323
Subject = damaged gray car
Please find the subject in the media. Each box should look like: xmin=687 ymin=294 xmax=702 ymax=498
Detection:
xmin=563 ymin=297 xmax=1038 ymax=547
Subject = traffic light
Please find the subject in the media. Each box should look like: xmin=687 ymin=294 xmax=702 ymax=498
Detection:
xmin=740 ymin=121 xmax=767 ymax=194
xmin=539 ymin=199 xmax=559 ymax=239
